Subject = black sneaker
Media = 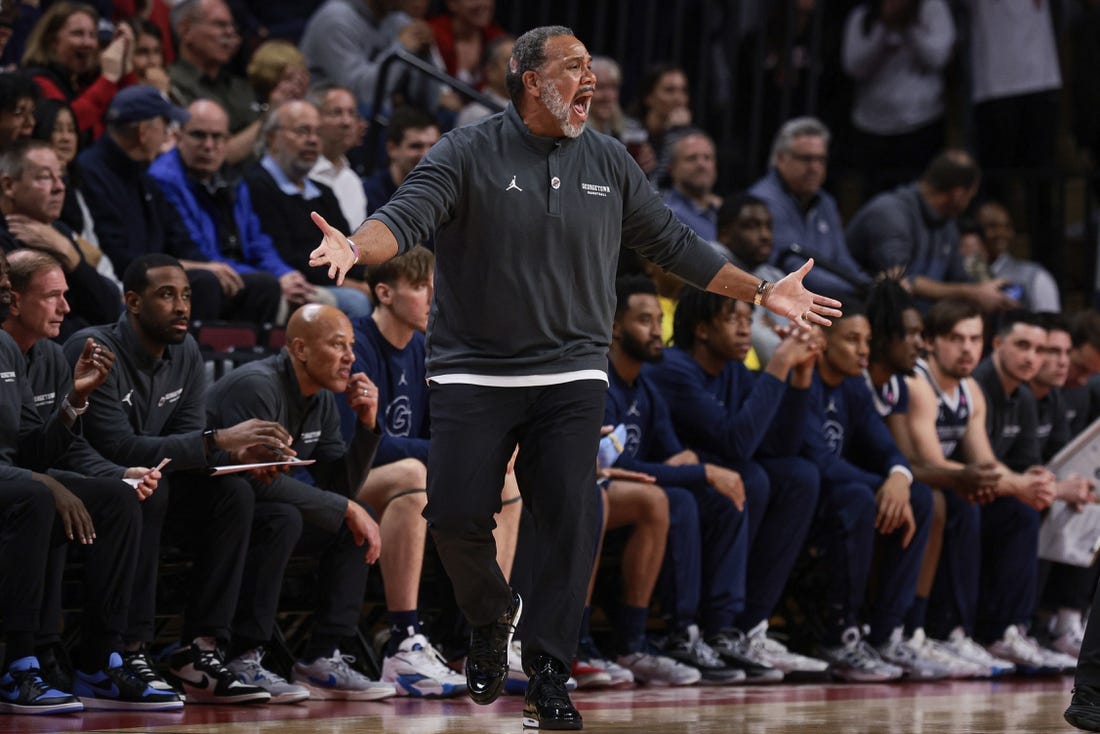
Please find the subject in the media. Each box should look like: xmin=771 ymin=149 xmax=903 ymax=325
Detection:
xmin=707 ymin=629 xmax=784 ymax=683
xmin=467 ymin=591 xmax=522 ymax=705
xmin=522 ymin=655 xmax=582 ymax=730
xmin=74 ymin=652 xmax=183 ymax=711
xmin=166 ymin=643 xmax=270 ymax=704
xmin=1066 ymin=685 xmax=1100 ymax=731
xmin=37 ymin=647 xmax=74 ymax=695
xmin=123 ymin=649 xmax=185 ymax=699
xmin=662 ymin=625 xmax=746 ymax=685
xmin=0 ymin=656 xmax=84 ymax=715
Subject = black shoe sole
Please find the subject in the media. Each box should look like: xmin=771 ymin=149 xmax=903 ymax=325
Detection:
xmin=1066 ymin=705 xmax=1100 ymax=731
xmin=522 ymin=709 xmax=583 ymax=730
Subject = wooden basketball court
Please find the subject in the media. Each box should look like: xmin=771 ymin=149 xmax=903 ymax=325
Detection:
xmin=0 ymin=676 xmax=1082 ymax=733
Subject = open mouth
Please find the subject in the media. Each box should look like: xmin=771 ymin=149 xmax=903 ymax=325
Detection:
xmin=572 ymin=90 xmax=594 ymax=120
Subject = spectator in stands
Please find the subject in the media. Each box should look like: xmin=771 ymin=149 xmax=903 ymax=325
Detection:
xmin=588 ymin=56 xmax=635 ymax=141
xmin=245 ymin=99 xmax=373 ymax=317
xmin=32 ymin=100 xmax=97 ymax=251
xmin=363 ymin=105 xmax=439 ymax=217
xmin=967 ymin=0 xmax=1061 ymax=212
xmin=169 ymin=0 xmax=263 ymax=166
xmin=308 ymin=84 xmax=367 ymax=229
xmin=127 ymin=17 xmax=169 ymax=94
xmin=0 ymin=139 xmax=120 ymax=337
xmin=0 ymin=71 xmax=37 ymax=150
xmin=749 ymin=117 xmax=872 ymax=301
xmin=454 ymin=35 xmax=511 ymax=128
xmin=1 ymin=248 xmax=178 ymax=711
xmin=246 ymin=40 xmax=310 ymax=107
xmin=81 ymin=86 xmax=281 ymax=324
xmin=846 ymin=150 xmax=1015 ymax=312
xmin=714 ymin=193 xmax=787 ymax=365
xmin=969 ymin=311 xmax=1075 ymax=671
xmin=975 ymin=200 xmax=1061 ymax=312
xmin=0 ymin=1 xmax=17 ymax=61
xmin=801 ymin=305 xmax=937 ymax=681
xmin=662 ymin=130 xmax=720 ymax=242
xmin=0 ymin=247 xmax=89 ymax=716
xmin=841 ymin=0 xmax=955 ymax=195
xmin=149 ymin=98 xmax=315 ymax=321
xmin=428 ymin=0 xmax=506 ymax=88
xmin=650 ymin=285 xmax=829 ymax=678
xmin=21 ymin=3 xmax=134 ymax=142
xmin=300 ymin=0 xmax=440 ymax=115
xmin=226 ymin=0 xmax=323 ymax=46
xmin=207 ymin=304 xmax=397 ymax=702
xmin=63 ymin=253 xmax=291 ymax=705
xmin=628 ymin=63 xmax=692 ymax=185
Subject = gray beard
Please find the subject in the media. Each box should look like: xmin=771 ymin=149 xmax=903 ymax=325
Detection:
xmin=542 ymin=83 xmax=586 ymax=138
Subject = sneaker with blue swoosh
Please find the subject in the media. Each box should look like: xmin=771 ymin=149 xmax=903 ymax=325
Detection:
xmin=291 ymin=650 xmax=395 ymax=701
xmin=0 ymin=656 xmax=84 ymax=715
xmin=227 ymin=648 xmax=309 ymax=704
xmin=74 ymin=653 xmax=183 ymax=711
xmin=381 ymin=630 xmax=466 ymax=698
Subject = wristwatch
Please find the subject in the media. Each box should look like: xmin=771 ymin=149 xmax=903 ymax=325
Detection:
xmin=61 ymin=393 xmax=89 ymax=422
xmin=202 ymin=428 xmax=219 ymax=455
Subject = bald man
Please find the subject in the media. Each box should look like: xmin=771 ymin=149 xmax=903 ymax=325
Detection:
xmin=204 ymin=304 xmax=396 ymax=702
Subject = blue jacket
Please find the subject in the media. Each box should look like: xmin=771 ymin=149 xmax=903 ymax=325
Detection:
xmin=76 ymin=135 xmax=205 ymax=275
xmin=606 ymin=359 xmax=707 ymax=491
xmin=802 ymin=370 xmax=910 ymax=488
xmin=148 ymin=149 xmax=294 ymax=277
xmin=646 ymin=346 xmax=805 ymax=465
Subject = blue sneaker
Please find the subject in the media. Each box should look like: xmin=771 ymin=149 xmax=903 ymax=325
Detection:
xmin=0 ymin=656 xmax=83 ymax=715
xmin=74 ymin=653 xmax=184 ymax=711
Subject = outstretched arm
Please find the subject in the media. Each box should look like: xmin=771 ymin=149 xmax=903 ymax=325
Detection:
xmin=706 ymin=258 xmax=843 ymax=328
xmin=308 ymin=213 xmax=399 ymax=285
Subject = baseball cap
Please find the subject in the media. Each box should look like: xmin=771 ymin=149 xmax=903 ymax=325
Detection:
xmin=107 ymin=85 xmax=190 ymax=126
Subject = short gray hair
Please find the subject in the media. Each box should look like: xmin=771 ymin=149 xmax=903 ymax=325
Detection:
xmin=169 ymin=0 xmax=203 ymax=34
xmin=505 ymin=25 xmax=574 ymax=103
xmin=305 ymin=82 xmax=353 ymax=112
xmin=770 ymin=116 xmax=830 ymax=165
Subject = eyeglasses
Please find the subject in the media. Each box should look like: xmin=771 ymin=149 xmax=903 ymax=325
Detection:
xmin=279 ymin=125 xmax=320 ymax=139
xmin=784 ymin=152 xmax=827 ymax=166
xmin=201 ymin=19 xmax=239 ymax=35
xmin=185 ymin=129 xmax=228 ymax=144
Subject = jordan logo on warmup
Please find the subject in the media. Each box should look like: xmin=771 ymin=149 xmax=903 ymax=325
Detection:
xmin=506 ymin=175 xmax=523 ymax=192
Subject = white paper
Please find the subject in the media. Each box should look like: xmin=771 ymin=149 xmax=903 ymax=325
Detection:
xmin=1038 ymin=500 xmax=1100 ymax=567
xmin=210 ymin=458 xmax=316 ymax=476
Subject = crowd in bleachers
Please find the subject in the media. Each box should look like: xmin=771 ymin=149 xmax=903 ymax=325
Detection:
xmin=2 ymin=0 xmax=1100 ymax=722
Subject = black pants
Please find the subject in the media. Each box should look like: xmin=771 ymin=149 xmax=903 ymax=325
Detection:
xmin=1075 ymin=561 xmax=1100 ymax=686
xmin=234 ymin=496 xmax=373 ymax=649
xmin=0 ymin=480 xmax=55 ymax=638
xmin=39 ymin=475 xmax=141 ymax=666
xmin=424 ymin=381 xmax=604 ymax=669
xmin=187 ymin=269 xmax=281 ymax=324
xmin=125 ymin=474 xmax=254 ymax=644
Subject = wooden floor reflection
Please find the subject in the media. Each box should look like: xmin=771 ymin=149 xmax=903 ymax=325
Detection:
xmin=0 ymin=677 xmax=1083 ymax=733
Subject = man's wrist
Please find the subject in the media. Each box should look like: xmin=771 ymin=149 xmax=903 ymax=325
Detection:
xmin=346 ymin=237 xmax=359 ymax=263
xmin=202 ymin=428 xmax=219 ymax=454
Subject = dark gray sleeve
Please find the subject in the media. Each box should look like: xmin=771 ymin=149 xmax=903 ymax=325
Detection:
xmin=369 ymin=135 xmax=461 ymax=254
